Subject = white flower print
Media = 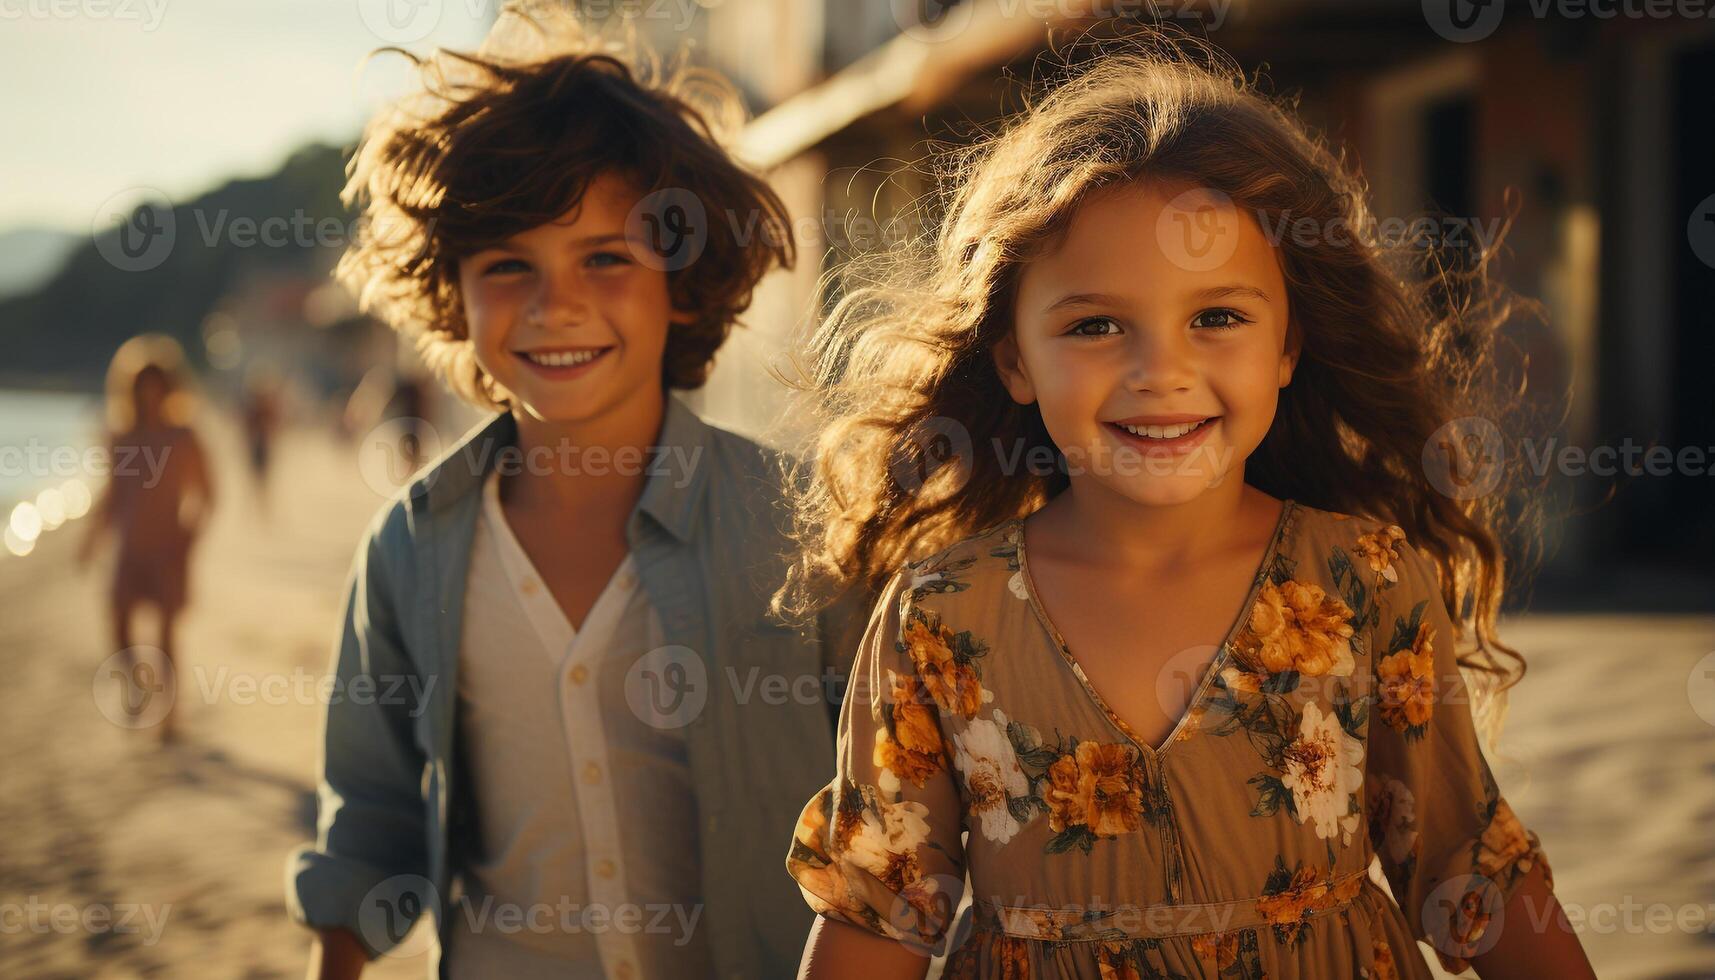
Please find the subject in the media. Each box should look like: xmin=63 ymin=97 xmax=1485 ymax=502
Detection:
xmin=1369 ymin=775 xmax=1418 ymax=865
xmin=953 ymin=709 xmax=1030 ymax=843
xmin=1281 ymin=701 xmax=1365 ymax=845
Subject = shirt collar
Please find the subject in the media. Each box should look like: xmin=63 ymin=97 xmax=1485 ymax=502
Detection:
xmin=415 ymin=393 xmax=712 ymax=543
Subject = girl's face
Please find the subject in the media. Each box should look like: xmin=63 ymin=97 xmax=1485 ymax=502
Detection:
xmin=994 ymin=179 xmax=1298 ymax=508
xmin=458 ymin=170 xmax=693 ymax=427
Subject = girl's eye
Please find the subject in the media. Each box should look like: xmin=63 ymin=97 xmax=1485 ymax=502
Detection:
xmin=1068 ymin=316 xmax=1120 ymax=337
xmin=1194 ymin=308 xmax=1251 ymax=331
xmin=587 ymin=251 xmax=632 ymax=269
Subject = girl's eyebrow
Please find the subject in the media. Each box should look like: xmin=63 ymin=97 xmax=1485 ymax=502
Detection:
xmin=1042 ymin=291 xmax=1126 ymax=313
xmin=1191 ymin=284 xmax=1272 ymax=303
xmin=1042 ymin=284 xmax=1271 ymax=314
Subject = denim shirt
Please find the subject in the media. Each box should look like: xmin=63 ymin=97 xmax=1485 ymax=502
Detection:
xmin=285 ymin=394 xmax=866 ymax=980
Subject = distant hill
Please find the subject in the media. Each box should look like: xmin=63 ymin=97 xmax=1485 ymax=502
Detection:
xmin=0 ymin=142 xmax=352 ymax=388
xmin=0 ymin=227 xmax=80 ymax=301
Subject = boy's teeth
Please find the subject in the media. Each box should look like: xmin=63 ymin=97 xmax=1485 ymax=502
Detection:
xmin=524 ymin=349 xmax=600 ymax=367
xmin=1118 ymin=418 xmax=1209 ymax=439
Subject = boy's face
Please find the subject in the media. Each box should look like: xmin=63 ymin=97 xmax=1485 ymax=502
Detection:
xmin=458 ymin=171 xmax=692 ymax=428
xmin=994 ymin=178 xmax=1298 ymax=509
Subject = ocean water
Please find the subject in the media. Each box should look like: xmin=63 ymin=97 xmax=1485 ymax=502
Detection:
xmin=0 ymin=388 xmax=104 ymax=510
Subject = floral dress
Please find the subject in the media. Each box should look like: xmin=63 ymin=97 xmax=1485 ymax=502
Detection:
xmin=784 ymin=498 xmax=1551 ymax=979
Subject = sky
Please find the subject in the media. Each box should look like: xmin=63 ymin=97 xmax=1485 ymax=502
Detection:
xmin=0 ymin=0 xmax=498 ymax=235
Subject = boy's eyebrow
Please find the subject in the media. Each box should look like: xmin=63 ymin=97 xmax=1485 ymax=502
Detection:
xmin=474 ymin=231 xmax=635 ymax=253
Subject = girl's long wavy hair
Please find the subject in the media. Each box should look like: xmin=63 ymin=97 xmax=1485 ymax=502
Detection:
xmin=772 ymin=29 xmax=1549 ymax=740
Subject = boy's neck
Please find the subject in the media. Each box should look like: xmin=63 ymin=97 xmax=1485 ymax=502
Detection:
xmin=500 ymin=390 xmax=668 ymax=516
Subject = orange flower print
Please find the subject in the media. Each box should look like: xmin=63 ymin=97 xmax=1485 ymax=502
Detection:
xmin=1257 ymin=859 xmax=1358 ymax=948
xmin=1376 ymin=621 xmax=1436 ymax=736
xmin=1191 ymin=930 xmax=1240 ymax=969
xmin=1353 ymin=524 xmax=1407 ymax=584
xmin=1476 ymin=798 xmax=1544 ymax=890
xmin=1096 ymin=941 xmax=1143 ymax=980
xmin=1045 ymin=740 xmax=1145 ymax=839
xmin=873 ymin=671 xmax=946 ymax=790
xmin=1235 ymin=579 xmax=1356 ymax=679
xmin=1367 ymin=934 xmax=1401 ymax=980
xmin=901 ymin=610 xmax=989 ymax=718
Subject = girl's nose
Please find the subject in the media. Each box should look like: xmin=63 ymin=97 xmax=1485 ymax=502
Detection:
xmin=1124 ymin=327 xmax=1197 ymax=393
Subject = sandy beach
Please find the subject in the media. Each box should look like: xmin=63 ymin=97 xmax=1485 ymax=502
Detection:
xmin=1 ymin=410 xmax=1710 ymax=979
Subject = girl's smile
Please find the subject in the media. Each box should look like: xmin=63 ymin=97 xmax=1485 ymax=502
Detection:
xmin=1103 ymin=414 xmax=1222 ymax=455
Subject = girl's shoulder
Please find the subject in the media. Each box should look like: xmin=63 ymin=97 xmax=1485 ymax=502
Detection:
xmin=1286 ymin=498 xmax=1410 ymax=558
xmin=890 ymin=516 xmax=1028 ymax=614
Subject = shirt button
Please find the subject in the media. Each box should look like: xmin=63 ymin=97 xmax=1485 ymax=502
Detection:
xmin=521 ymin=577 xmax=539 ymax=595
xmin=596 ymin=858 xmax=617 ymax=879
xmin=583 ymin=761 xmax=602 ymax=784
xmin=615 ymin=962 xmax=634 ymax=980
xmin=569 ymin=664 xmax=589 ymax=685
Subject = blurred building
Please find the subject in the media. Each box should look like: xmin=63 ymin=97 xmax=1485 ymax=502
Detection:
xmin=663 ymin=0 xmax=1713 ymax=603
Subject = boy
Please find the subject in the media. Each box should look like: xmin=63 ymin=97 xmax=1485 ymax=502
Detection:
xmin=287 ymin=7 xmax=861 ymax=978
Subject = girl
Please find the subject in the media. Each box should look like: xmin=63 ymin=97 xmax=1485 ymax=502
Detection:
xmin=78 ymin=333 xmax=216 ymax=742
xmin=774 ymin=32 xmax=1593 ymax=980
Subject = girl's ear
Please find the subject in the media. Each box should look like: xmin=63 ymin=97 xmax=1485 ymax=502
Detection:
xmin=1278 ymin=316 xmax=1302 ymax=388
xmin=991 ymin=332 xmax=1037 ymax=405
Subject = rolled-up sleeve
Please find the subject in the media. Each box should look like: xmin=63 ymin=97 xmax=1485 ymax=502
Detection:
xmin=285 ymin=506 xmax=431 ymax=958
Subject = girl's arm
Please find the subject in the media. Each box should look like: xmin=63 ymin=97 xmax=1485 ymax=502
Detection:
xmin=1471 ymin=861 xmax=1595 ymax=979
xmin=76 ymin=437 xmax=116 ymax=568
xmin=179 ymin=430 xmax=215 ymax=538
xmin=784 ymin=565 xmax=969 ymax=980
xmin=1364 ymin=531 xmax=1591 ymax=975
xmin=798 ymin=915 xmax=931 ymax=980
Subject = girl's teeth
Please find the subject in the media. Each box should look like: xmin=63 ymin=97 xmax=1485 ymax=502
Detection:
xmin=524 ymin=349 xmax=600 ymax=367
xmin=1118 ymin=418 xmax=1209 ymax=440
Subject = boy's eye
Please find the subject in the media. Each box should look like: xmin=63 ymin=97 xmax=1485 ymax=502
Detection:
xmin=587 ymin=251 xmax=632 ymax=269
xmin=481 ymin=257 xmax=530 ymax=276
xmin=1194 ymin=308 xmax=1251 ymax=330
xmin=1068 ymin=316 xmax=1120 ymax=337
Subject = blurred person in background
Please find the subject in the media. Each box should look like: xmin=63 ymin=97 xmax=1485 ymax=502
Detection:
xmin=76 ymin=333 xmax=216 ymax=743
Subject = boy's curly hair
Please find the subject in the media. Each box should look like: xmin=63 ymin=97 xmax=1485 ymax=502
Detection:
xmin=336 ymin=0 xmax=793 ymax=409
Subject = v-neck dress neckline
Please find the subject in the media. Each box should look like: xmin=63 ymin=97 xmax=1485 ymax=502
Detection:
xmin=1011 ymin=497 xmax=1300 ymax=760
